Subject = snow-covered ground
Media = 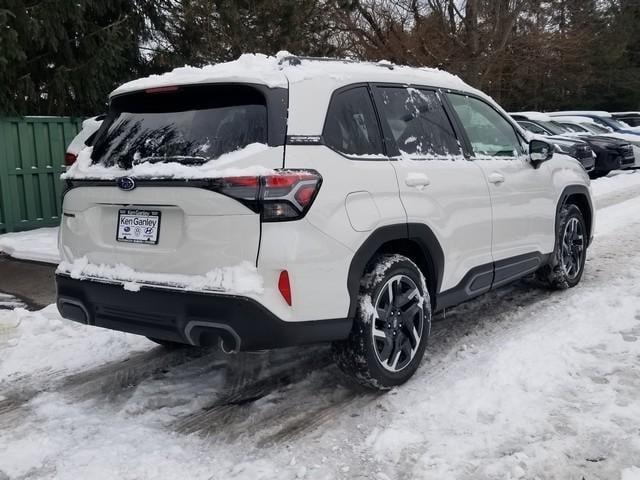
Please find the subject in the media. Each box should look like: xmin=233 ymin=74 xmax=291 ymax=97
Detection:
xmin=1 ymin=173 xmax=640 ymax=479
xmin=0 ymin=227 xmax=59 ymax=264
xmin=1 ymin=170 xmax=639 ymax=266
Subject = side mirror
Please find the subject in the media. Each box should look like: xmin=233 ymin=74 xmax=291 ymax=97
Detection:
xmin=529 ymin=139 xmax=553 ymax=165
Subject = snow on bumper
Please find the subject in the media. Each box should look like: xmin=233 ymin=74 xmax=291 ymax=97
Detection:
xmin=55 ymin=274 xmax=351 ymax=351
xmin=55 ymin=257 xmax=263 ymax=295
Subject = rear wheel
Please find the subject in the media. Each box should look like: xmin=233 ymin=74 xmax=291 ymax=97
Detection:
xmin=332 ymin=254 xmax=431 ymax=390
xmin=536 ymin=204 xmax=587 ymax=289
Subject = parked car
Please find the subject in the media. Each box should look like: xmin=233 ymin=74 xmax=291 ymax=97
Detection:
xmin=510 ymin=112 xmax=595 ymax=173
xmin=551 ymin=115 xmax=639 ymax=173
xmin=511 ymin=112 xmax=632 ymax=178
xmin=65 ymin=115 xmax=104 ymax=167
xmin=548 ymin=111 xmax=640 ymax=135
xmin=612 ymin=112 xmax=640 ymax=128
xmin=56 ymin=55 xmax=593 ymax=390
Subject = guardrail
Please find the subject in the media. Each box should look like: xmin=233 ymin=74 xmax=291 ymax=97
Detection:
xmin=0 ymin=116 xmax=83 ymax=233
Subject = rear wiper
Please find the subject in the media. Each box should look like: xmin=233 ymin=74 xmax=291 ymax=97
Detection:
xmin=132 ymin=155 xmax=209 ymax=166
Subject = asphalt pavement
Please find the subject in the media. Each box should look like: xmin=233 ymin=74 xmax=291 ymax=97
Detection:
xmin=0 ymin=255 xmax=56 ymax=309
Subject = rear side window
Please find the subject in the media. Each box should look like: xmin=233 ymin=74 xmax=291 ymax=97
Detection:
xmin=375 ymin=87 xmax=461 ymax=158
xmin=447 ymin=94 xmax=524 ymax=158
xmin=323 ymin=87 xmax=384 ymax=157
xmin=92 ymin=85 xmax=268 ymax=168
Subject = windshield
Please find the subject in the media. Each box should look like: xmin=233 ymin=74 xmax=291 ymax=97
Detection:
xmin=581 ymin=122 xmax=609 ymax=134
xmin=620 ymin=117 xmax=640 ymax=127
xmin=604 ymin=117 xmax=629 ymax=130
xmin=560 ymin=122 xmax=588 ymax=133
xmin=517 ymin=120 xmax=548 ymax=135
xmin=538 ymin=120 xmax=567 ymax=135
xmin=92 ymin=85 xmax=268 ymax=169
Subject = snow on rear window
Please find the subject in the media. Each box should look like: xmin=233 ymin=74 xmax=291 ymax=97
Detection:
xmin=91 ymin=85 xmax=267 ymax=169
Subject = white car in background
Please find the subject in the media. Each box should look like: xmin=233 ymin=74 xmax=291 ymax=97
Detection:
xmin=65 ymin=115 xmax=104 ymax=167
xmin=612 ymin=112 xmax=640 ymax=128
xmin=55 ymin=55 xmax=593 ymax=390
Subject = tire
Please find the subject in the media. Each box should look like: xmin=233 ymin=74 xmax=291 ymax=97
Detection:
xmin=589 ymin=170 xmax=610 ymax=179
xmin=146 ymin=337 xmax=189 ymax=349
xmin=536 ymin=204 xmax=587 ymax=289
xmin=332 ymin=254 xmax=431 ymax=390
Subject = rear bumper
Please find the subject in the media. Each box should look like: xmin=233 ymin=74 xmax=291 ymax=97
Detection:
xmin=56 ymin=274 xmax=351 ymax=351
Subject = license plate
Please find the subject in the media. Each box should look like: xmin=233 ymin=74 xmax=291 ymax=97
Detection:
xmin=117 ymin=209 xmax=161 ymax=244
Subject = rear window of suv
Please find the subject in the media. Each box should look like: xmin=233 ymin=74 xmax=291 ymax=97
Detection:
xmin=92 ymin=85 xmax=268 ymax=169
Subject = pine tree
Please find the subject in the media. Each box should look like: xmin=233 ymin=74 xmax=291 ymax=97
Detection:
xmin=0 ymin=0 xmax=161 ymax=116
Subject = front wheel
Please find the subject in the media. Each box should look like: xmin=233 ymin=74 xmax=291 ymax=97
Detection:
xmin=536 ymin=204 xmax=587 ymax=289
xmin=332 ymin=254 xmax=431 ymax=390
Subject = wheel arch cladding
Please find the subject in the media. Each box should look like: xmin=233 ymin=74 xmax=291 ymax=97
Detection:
xmin=347 ymin=223 xmax=444 ymax=317
xmin=558 ymin=185 xmax=593 ymax=246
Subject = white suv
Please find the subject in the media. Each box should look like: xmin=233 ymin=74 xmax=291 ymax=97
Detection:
xmin=56 ymin=54 xmax=593 ymax=390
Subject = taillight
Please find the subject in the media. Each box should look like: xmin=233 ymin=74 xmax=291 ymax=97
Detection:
xmin=210 ymin=170 xmax=322 ymax=221
xmin=64 ymin=152 xmax=77 ymax=166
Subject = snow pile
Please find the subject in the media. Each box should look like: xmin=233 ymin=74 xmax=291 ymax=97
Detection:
xmin=61 ymin=143 xmax=276 ymax=180
xmin=0 ymin=226 xmax=59 ymax=263
xmin=590 ymin=170 xmax=640 ymax=198
xmin=56 ymin=257 xmax=263 ymax=295
xmin=0 ymin=305 xmax=150 ymax=380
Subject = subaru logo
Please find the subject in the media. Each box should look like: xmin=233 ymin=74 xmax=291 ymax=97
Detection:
xmin=117 ymin=177 xmax=136 ymax=191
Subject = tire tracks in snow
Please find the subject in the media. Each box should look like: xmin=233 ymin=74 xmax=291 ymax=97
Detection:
xmin=0 ymin=346 xmax=217 ymax=427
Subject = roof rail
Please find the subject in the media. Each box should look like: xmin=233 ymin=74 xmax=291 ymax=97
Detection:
xmin=277 ymin=55 xmax=395 ymax=70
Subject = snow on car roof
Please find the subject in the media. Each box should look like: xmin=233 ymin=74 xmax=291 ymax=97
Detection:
xmin=613 ymin=111 xmax=640 ymax=116
xmin=548 ymin=111 xmax=612 ymax=118
xmin=551 ymin=115 xmax=603 ymax=125
xmin=509 ymin=111 xmax=554 ymax=122
xmin=110 ymin=52 xmax=479 ymax=98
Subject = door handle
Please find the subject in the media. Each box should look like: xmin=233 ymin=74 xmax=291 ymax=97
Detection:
xmin=405 ymin=173 xmax=431 ymax=189
xmin=488 ymin=172 xmax=505 ymax=184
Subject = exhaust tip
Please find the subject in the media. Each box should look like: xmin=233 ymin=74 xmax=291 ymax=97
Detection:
xmin=184 ymin=320 xmax=241 ymax=353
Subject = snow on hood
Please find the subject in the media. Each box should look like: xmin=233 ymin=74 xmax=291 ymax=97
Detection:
xmin=60 ymin=144 xmax=276 ymax=180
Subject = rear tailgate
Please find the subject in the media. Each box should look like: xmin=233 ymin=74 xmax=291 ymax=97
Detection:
xmin=60 ymin=185 xmax=262 ymax=276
